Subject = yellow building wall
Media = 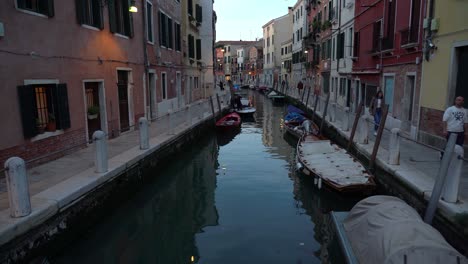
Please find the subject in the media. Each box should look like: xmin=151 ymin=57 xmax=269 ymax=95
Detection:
xmin=420 ymin=0 xmax=468 ymax=110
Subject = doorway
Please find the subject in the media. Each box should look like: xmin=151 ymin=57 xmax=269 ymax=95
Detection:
xmin=176 ymin=72 xmax=182 ymax=108
xmin=84 ymin=81 xmax=106 ymax=143
xmin=149 ymin=72 xmax=157 ymax=120
xmin=384 ymin=76 xmax=395 ymax=113
xmin=117 ymin=70 xmax=130 ymax=132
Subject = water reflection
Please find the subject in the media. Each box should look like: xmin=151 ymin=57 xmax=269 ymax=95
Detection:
xmin=51 ymin=90 xmax=362 ymax=264
xmin=51 ymin=138 xmax=219 ymax=264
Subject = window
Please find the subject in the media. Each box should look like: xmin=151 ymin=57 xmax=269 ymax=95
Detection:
xmin=348 ymin=28 xmax=353 ymax=56
xmin=281 ymin=48 xmax=284 ymax=55
xmin=300 ymin=28 xmax=303 ymax=39
xmin=17 ymin=83 xmax=71 ymax=138
xmin=188 ymin=0 xmax=193 ymax=17
xmin=146 ymin=1 xmax=153 ymax=42
xmin=167 ymin=17 xmax=173 ymax=49
xmin=354 ymin=31 xmax=360 ymax=57
xmin=188 ymin=34 xmax=195 ymax=59
xmin=161 ymin=72 xmax=167 ymax=99
xmin=196 ymin=39 xmax=201 ymax=60
xmin=384 ymin=0 xmax=396 ymax=49
xmin=195 ymin=4 xmax=202 ymax=23
xmin=109 ymin=0 xmax=134 ymax=37
xmin=194 ymin=77 xmax=199 ymax=90
xmin=332 ymin=37 xmax=335 ymax=60
xmin=175 ymin=23 xmax=181 ymax=51
xmin=372 ymin=21 xmax=382 ymax=52
xmin=17 ymin=0 xmax=54 ymax=17
xmin=337 ymin=32 xmax=345 ymax=59
xmin=159 ymin=12 xmax=173 ymax=48
xmin=76 ymin=0 xmax=103 ymax=29
xmin=272 ymin=35 xmax=274 ymax=45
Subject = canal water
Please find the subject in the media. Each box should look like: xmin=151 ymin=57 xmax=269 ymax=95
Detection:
xmin=50 ymin=90 xmax=363 ymax=264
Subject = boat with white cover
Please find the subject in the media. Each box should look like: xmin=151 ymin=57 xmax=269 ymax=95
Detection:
xmin=296 ymin=122 xmax=375 ymax=193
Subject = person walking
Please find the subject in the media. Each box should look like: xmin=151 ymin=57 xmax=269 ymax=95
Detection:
xmin=219 ymin=81 xmax=224 ymax=90
xmin=441 ymin=96 xmax=467 ymax=158
xmin=369 ymin=90 xmax=385 ymax=136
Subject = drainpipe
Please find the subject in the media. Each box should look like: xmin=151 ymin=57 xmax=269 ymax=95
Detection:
xmin=379 ymin=0 xmax=386 ymax=91
xmin=425 ymin=0 xmax=435 ymax=61
xmin=141 ymin=0 xmax=150 ymax=120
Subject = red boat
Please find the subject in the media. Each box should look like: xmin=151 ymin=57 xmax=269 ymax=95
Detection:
xmin=216 ymin=112 xmax=241 ymax=128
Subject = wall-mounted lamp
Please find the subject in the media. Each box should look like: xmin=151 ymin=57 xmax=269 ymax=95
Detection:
xmin=304 ymin=50 xmax=309 ymax=54
xmin=129 ymin=0 xmax=138 ymax=12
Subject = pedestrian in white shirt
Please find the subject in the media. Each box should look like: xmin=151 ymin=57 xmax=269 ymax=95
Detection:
xmin=441 ymin=96 xmax=467 ymax=158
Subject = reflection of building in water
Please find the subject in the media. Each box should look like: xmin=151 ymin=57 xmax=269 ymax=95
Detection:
xmin=289 ymin=165 xmax=362 ymax=264
xmin=52 ymin=138 xmax=220 ymax=263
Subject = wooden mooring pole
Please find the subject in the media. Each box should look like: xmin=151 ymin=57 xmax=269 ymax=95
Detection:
xmin=305 ymin=87 xmax=312 ymax=108
xmin=319 ymin=93 xmax=331 ymax=134
xmin=347 ymin=103 xmax=364 ymax=151
xmin=369 ymin=104 xmax=389 ymax=171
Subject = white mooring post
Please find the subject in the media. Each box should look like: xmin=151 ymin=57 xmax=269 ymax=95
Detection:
xmin=186 ymin=105 xmax=192 ymax=126
xmin=342 ymin=107 xmax=350 ymax=131
xmin=4 ymin=157 xmax=31 ymax=218
xmin=93 ymin=130 xmax=108 ymax=173
xmin=139 ymin=117 xmax=149 ymax=150
xmin=167 ymin=110 xmax=174 ymax=135
xmin=442 ymin=145 xmax=464 ymax=203
xmin=329 ymin=103 xmax=336 ymax=122
xmin=388 ymin=128 xmax=401 ymax=165
xmin=357 ymin=115 xmax=369 ymax=144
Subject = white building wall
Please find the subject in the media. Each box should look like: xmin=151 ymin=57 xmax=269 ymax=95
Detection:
xmin=200 ymin=0 xmax=215 ymax=96
xmin=331 ymin=0 xmax=355 ymax=107
xmin=291 ymin=0 xmax=307 ymax=88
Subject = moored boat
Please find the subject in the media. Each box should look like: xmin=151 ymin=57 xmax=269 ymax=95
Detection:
xmin=216 ymin=112 xmax=241 ymax=129
xmin=331 ymin=196 xmax=468 ymax=264
xmin=296 ymin=123 xmax=375 ymax=193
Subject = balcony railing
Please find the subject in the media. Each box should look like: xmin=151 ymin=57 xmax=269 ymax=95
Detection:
xmin=400 ymin=28 xmax=419 ymax=46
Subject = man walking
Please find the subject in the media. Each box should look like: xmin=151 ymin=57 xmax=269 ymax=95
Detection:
xmin=441 ymin=96 xmax=467 ymax=158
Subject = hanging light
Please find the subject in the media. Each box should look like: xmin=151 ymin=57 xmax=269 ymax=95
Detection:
xmin=129 ymin=0 xmax=138 ymax=12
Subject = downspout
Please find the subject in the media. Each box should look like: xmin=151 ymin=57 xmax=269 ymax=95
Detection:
xmin=380 ymin=0 xmax=386 ymax=91
xmin=337 ymin=0 xmax=341 ymax=103
xmin=425 ymin=0 xmax=435 ymax=61
xmin=141 ymin=0 xmax=150 ymax=120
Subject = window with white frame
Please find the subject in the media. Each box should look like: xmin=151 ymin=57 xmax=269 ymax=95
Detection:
xmin=161 ymin=72 xmax=167 ymax=99
xmin=146 ymin=1 xmax=153 ymax=43
xmin=17 ymin=0 xmax=54 ymax=17
xmin=76 ymin=0 xmax=103 ymax=28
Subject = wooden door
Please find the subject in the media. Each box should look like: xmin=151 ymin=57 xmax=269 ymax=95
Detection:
xmin=117 ymin=71 xmax=130 ymax=132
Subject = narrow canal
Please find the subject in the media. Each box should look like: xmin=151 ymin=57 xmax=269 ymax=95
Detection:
xmin=50 ymin=90 xmax=364 ymax=264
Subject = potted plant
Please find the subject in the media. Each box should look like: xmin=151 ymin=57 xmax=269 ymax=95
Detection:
xmin=46 ymin=113 xmax=56 ymax=132
xmin=87 ymin=105 xmax=99 ymax=120
xmin=36 ymin=118 xmax=45 ymax=134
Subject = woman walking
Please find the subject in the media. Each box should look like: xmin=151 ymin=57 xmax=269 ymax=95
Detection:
xmin=369 ymin=91 xmax=385 ymax=136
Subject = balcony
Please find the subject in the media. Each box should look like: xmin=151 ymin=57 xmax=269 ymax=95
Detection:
xmin=400 ymin=28 xmax=419 ymax=47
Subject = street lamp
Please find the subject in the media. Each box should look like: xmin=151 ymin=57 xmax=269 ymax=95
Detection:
xmin=129 ymin=0 xmax=138 ymax=12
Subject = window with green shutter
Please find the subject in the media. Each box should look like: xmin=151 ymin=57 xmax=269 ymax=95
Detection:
xmin=196 ymin=39 xmax=201 ymax=60
xmin=75 ymin=0 xmax=103 ymax=29
xmin=188 ymin=34 xmax=195 ymax=59
xmin=17 ymin=83 xmax=71 ymax=138
xmin=109 ymin=0 xmax=133 ymax=37
xmin=17 ymin=0 xmax=54 ymax=17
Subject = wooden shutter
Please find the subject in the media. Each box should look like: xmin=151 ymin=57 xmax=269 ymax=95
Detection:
xmin=128 ymin=12 xmax=134 ymax=38
xmin=353 ymin=32 xmax=359 ymax=57
xmin=196 ymin=4 xmax=202 ymax=23
xmin=47 ymin=0 xmax=55 ymax=17
xmin=17 ymin=0 xmax=26 ymax=9
xmin=17 ymin=85 xmax=38 ymax=138
xmin=75 ymin=0 xmax=85 ymax=24
xmin=196 ymin=39 xmax=201 ymax=60
xmin=168 ymin=18 xmax=173 ymax=49
xmin=95 ymin=0 xmax=104 ymax=29
xmin=55 ymin=84 xmax=71 ymax=130
xmin=109 ymin=0 xmax=117 ymax=33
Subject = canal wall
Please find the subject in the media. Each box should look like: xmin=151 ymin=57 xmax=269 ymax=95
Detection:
xmin=285 ymin=96 xmax=468 ymax=256
xmin=0 ymin=102 xmax=229 ymax=263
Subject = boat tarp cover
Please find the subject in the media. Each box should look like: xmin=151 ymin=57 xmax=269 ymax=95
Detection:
xmin=287 ymin=105 xmax=305 ymax=115
xmin=284 ymin=112 xmax=306 ymax=124
xmin=343 ymin=195 xmax=467 ymax=264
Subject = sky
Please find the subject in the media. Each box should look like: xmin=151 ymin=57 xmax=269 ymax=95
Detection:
xmin=214 ymin=0 xmax=297 ymax=41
